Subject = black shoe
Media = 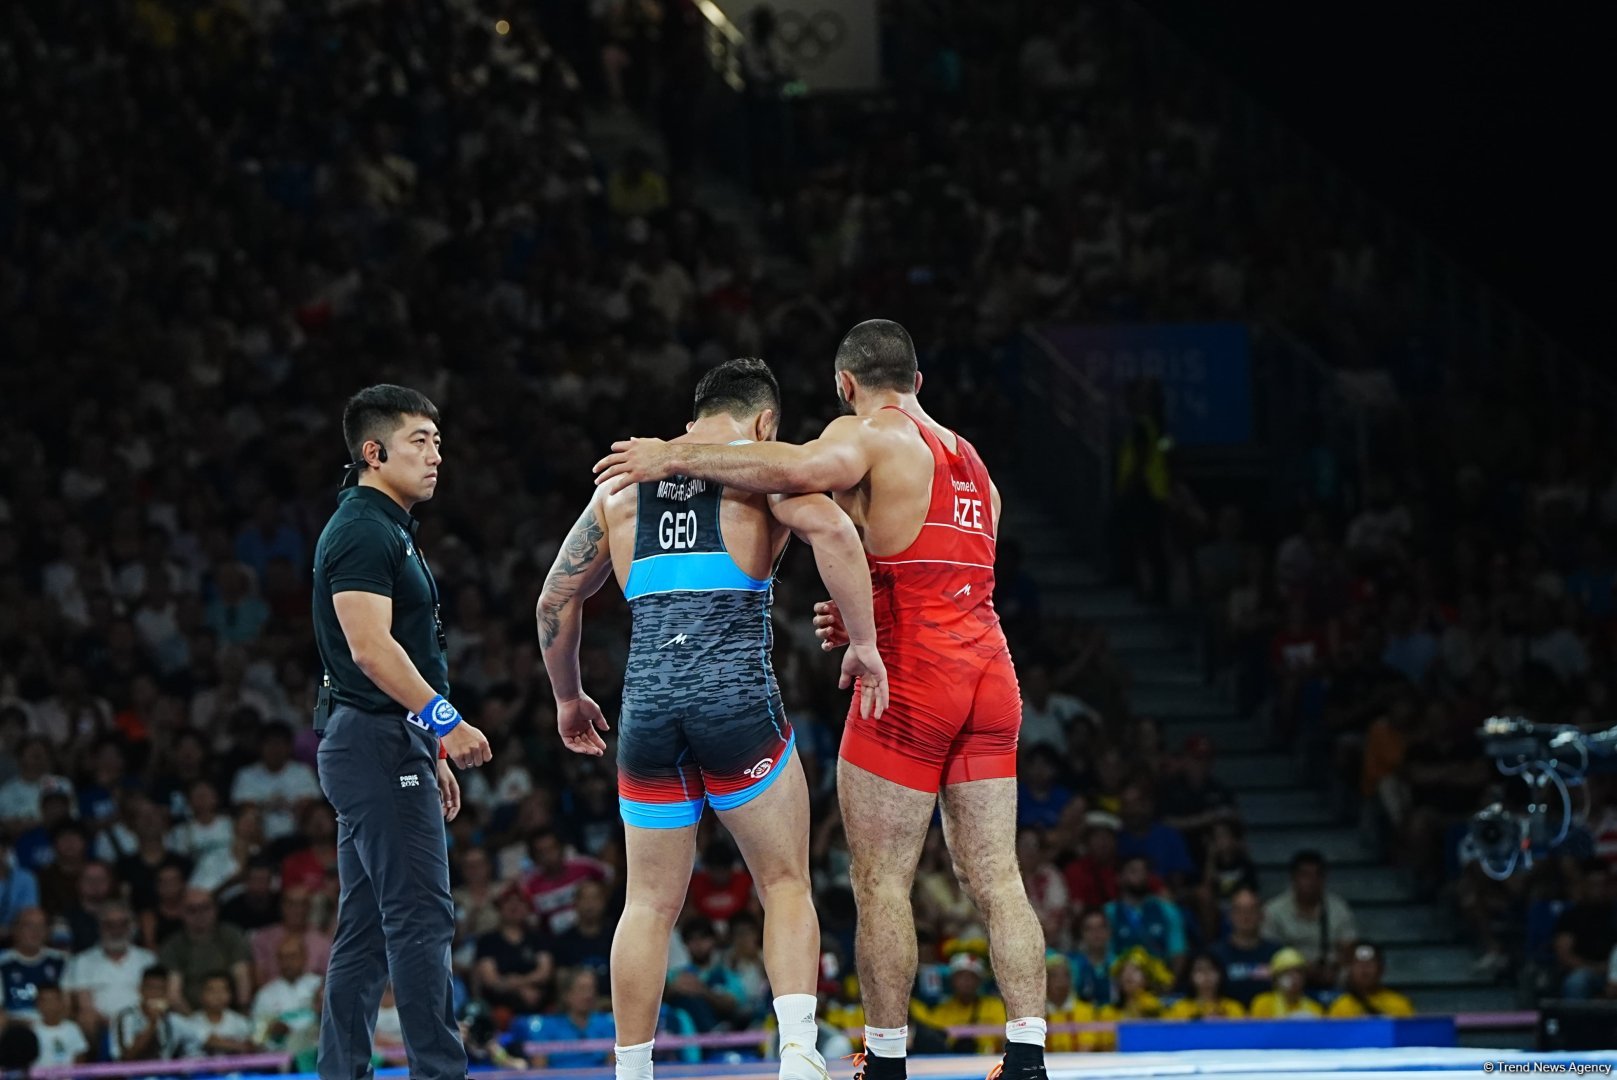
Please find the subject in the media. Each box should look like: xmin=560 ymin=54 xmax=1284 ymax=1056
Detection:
xmin=851 ymin=1052 xmax=907 ymax=1080
xmin=987 ymin=1043 xmax=1048 ymax=1080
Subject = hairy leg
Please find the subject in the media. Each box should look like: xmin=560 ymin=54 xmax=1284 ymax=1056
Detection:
xmin=838 ymin=760 xmax=937 ymax=1028
xmin=939 ymin=777 xmax=1047 ymax=1021
xmin=612 ymin=823 xmax=698 ymax=1045
xmin=719 ymin=753 xmax=818 ymax=996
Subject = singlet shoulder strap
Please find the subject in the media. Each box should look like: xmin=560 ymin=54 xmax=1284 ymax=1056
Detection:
xmin=881 ymin=404 xmax=952 ymax=461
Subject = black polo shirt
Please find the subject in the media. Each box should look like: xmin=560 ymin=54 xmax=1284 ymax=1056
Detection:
xmin=312 ymin=486 xmax=448 ymax=715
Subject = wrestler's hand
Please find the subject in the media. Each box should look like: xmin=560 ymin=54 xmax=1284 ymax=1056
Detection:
xmin=558 ymin=692 xmax=610 ymax=756
xmin=437 ymin=758 xmax=461 ymax=822
xmin=813 ymin=600 xmax=849 ymax=650
xmin=840 ymin=641 xmax=889 ymax=720
xmin=593 ymin=437 xmax=674 ymax=495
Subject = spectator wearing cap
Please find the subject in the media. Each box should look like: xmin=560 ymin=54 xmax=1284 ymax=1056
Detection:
xmin=1070 ymin=909 xmax=1116 ymax=1007
xmin=473 ymin=884 xmax=557 ymax=1015
xmin=1213 ymin=888 xmax=1281 ymax=1007
xmin=919 ymin=953 xmax=1006 ymax=1056
xmin=1105 ymin=855 xmax=1188 ymax=977
xmin=1249 ymin=948 xmax=1323 ymax=1018
xmin=1262 ymin=850 xmax=1359 ymax=989
xmin=1117 ymin=784 xmax=1195 ymax=893
xmin=1065 ymin=812 xmax=1127 ymax=910
xmin=1094 ymin=947 xmax=1170 ymax=1050
xmin=1164 ymin=950 xmax=1245 ymax=1020
xmin=1327 ymin=942 xmax=1414 ymax=1017
xmin=1042 ymin=952 xmax=1099 ymax=1052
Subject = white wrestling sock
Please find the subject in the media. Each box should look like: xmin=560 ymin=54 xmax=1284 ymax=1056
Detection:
xmin=1007 ymin=1016 xmax=1047 ymax=1047
xmin=615 ymin=1039 xmax=654 ymax=1079
xmin=864 ymin=1024 xmax=908 ymax=1059
xmin=775 ymin=993 xmax=819 ymax=1050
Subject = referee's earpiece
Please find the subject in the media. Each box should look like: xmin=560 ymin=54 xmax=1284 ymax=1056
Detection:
xmin=376 ymin=445 xmax=388 ymax=464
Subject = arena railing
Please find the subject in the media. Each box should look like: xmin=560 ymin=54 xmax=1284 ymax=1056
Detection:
xmin=17 ymin=1011 xmax=1541 ymax=1079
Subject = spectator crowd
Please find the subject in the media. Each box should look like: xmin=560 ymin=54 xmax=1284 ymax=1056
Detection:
xmin=6 ymin=0 xmax=1611 ymax=1070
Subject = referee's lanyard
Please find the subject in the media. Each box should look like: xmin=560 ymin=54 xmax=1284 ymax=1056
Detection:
xmin=405 ymin=524 xmax=447 ymax=654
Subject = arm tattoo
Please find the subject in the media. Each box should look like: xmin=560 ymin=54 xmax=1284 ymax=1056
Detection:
xmin=538 ymin=507 xmax=604 ymax=649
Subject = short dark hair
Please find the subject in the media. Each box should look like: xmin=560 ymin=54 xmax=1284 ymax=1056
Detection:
xmin=342 ymin=384 xmax=440 ymax=461
xmin=201 ymin=971 xmax=232 ymax=989
xmin=692 ymin=358 xmax=780 ymax=420
xmin=834 ymin=319 xmax=918 ymax=392
xmin=1290 ymin=849 xmax=1326 ymax=874
xmin=142 ymin=965 xmax=172 ymax=983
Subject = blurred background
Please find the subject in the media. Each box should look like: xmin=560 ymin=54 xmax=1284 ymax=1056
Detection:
xmin=1 ymin=0 xmax=1612 ymax=1072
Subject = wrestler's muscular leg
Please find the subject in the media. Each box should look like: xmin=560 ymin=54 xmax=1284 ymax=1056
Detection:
xmin=938 ymin=777 xmax=1047 ymax=1021
xmin=613 ymin=823 xmax=698 ymax=1044
xmin=718 ymin=753 xmax=818 ymax=996
xmin=837 ymin=761 xmax=937 ymax=1027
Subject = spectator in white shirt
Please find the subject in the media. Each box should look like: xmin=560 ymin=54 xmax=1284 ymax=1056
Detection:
xmin=230 ymin=723 xmax=321 ymax=841
xmin=183 ymin=972 xmax=256 ymax=1057
xmin=1261 ymin=850 xmax=1359 ymax=990
xmin=0 ymin=738 xmax=77 ymax=839
xmin=64 ymin=903 xmax=156 ymax=1040
xmin=27 ymin=666 xmax=114 ymax=749
xmin=168 ymin=780 xmax=234 ymax=867
xmin=30 ymin=985 xmax=90 ymax=1067
xmin=1019 ymin=662 xmax=1101 ymax=753
xmin=251 ymin=936 xmax=322 ymax=1050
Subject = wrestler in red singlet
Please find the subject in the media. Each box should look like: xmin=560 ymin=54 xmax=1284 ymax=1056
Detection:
xmin=838 ymin=406 xmax=1020 ymax=792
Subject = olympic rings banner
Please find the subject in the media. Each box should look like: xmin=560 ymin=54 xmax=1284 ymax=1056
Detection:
xmin=1039 ymin=322 xmax=1256 ymax=447
xmin=714 ymin=0 xmax=881 ymax=92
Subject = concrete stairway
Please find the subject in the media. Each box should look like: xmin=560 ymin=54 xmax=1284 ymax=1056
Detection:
xmin=998 ymin=497 xmax=1517 ymax=1022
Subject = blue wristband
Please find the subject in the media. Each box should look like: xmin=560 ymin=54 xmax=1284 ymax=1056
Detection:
xmin=415 ymin=695 xmax=463 ymax=737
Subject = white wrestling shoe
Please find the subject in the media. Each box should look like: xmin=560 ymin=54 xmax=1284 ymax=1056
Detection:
xmin=780 ymin=1042 xmax=833 ymax=1080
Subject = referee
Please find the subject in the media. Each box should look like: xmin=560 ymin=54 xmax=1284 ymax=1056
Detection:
xmin=311 ymin=384 xmax=492 ymax=1080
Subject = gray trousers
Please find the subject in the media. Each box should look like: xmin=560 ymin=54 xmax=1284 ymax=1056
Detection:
xmin=316 ymin=706 xmax=465 ymax=1080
